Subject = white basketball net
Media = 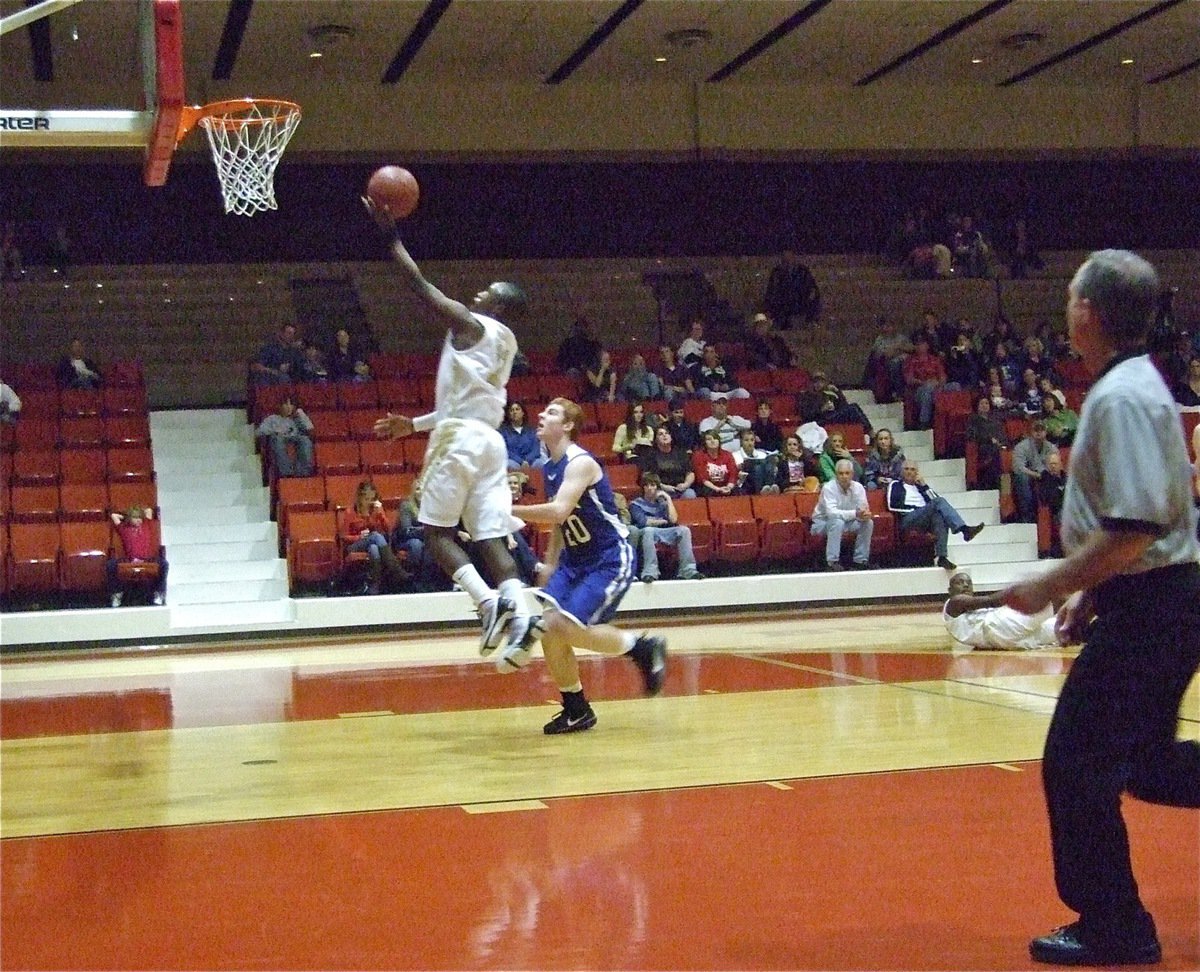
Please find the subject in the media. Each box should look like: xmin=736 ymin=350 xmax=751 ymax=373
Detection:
xmin=197 ymin=101 xmax=302 ymax=216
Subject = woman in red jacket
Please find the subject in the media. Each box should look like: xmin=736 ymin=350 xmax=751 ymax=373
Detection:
xmin=691 ymin=429 xmax=741 ymax=497
xmin=344 ymin=480 xmax=408 ymax=594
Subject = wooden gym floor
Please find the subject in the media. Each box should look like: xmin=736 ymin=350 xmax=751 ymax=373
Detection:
xmin=2 ymin=604 xmax=1197 ymax=971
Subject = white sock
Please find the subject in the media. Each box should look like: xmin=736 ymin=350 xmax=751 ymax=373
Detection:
xmin=452 ymin=564 xmax=493 ymax=608
xmin=621 ymin=632 xmax=637 ymax=653
xmin=497 ymin=577 xmax=529 ymax=617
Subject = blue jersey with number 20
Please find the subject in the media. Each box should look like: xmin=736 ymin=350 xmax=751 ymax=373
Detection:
xmin=541 ymin=443 xmax=630 ymax=569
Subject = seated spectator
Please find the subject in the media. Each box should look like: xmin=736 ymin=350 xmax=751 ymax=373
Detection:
xmin=391 ymin=491 xmax=448 ymax=592
xmin=774 ymin=434 xmax=819 ymax=494
xmin=618 ymin=353 xmax=665 ymax=403
xmin=812 ymin=459 xmax=875 ymax=571
xmin=343 ymin=480 xmax=409 ymax=595
xmin=328 ymin=328 xmax=370 ymax=383
xmin=1040 ymin=395 xmax=1079 ymax=446
xmin=500 ymin=472 xmax=541 ymax=586
xmin=611 ymin=401 xmax=656 ymax=463
xmin=660 ymin=400 xmax=699 ymax=452
xmin=991 ymin=343 xmax=1022 ymax=395
xmin=295 ymin=343 xmax=329 ymax=383
xmin=107 ymin=507 xmax=168 ymax=607
xmin=744 ymin=312 xmax=794 ymax=370
xmin=798 ymin=372 xmax=873 ymax=432
xmin=864 ymin=316 xmax=912 ymax=404
xmin=966 ymin=395 xmax=1006 ymax=490
xmin=692 ymin=429 xmax=740 ymax=497
xmin=1011 ymin=420 xmax=1056 ymax=523
xmin=0 ymin=378 xmax=21 ymax=423
xmin=556 ymin=315 xmax=602 ymax=377
xmin=56 ymin=337 xmax=103 ymax=390
xmin=763 ymin=249 xmax=820 ymax=329
xmin=750 ymin=398 xmax=784 ymax=453
xmin=730 ymin=428 xmax=780 ymax=495
xmin=982 ymin=316 xmax=1019 ymax=362
xmin=887 ymin=460 xmax=983 ymax=570
xmin=817 ymin=430 xmax=863 ymax=484
xmin=697 ymin=394 xmax=751 ymax=449
xmin=694 ymin=345 xmax=750 ymax=400
xmin=902 ymin=336 xmax=946 ymax=430
xmin=1174 ymin=356 xmax=1200 ymax=407
xmin=251 ymin=323 xmax=303 ymax=386
xmin=500 ymin=401 xmax=545 ymax=470
xmin=863 ymin=427 xmax=905 ymax=491
xmin=583 ymin=348 xmax=618 ymax=403
xmin=1018 ymin=367 xmax=1044 ymax=417
xmin=911 ymin=310 xmax=944 ymax=355
xmin=944 ymin=572 xmax=1059 ymax=650
xmin=641 ymin=425 xmax=697 ymax=499
xmin=628 ymin=473 xmax=704 ymax=582
xmin=986 ymin=374 xmax=1019 ymax=415
xmin=256 ymin=397 xmax=314 ymax=478
xmin=1037 ymin=375 xmax=1067 ymax=408
xmin=951 ymin=215 xmax=990 ymax=278
xmin=656 ymin=345 xmax=695 ymax=404
xmin=943 ymin=331 xmax=981 ymax=390
xmin=677 ymin=318 xmax=706 ymax=368
xmin=1022 ymin=336 xmax=1053 ymax=378
xmin=1038 ymin=450 xmax=1067 ymax=557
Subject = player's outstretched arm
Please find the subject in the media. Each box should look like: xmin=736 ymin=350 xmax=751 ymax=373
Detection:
xmin=513 ymin=457 xmax=598 ymax=526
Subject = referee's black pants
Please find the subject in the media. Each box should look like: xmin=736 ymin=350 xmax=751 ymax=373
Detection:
xmin=1043 ymin=562 xmax=1200 ymax=939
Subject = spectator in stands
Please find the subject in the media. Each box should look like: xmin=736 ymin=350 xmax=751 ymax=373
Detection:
xmin=986 ymin=368 xmax=1018 ymax=415
xmin=1019 ymin=367 xmax=1044 ymax=417
xmin=694 ymin=345 xmax=750 ymax=400
xmin=1011 ymin=419 xmax=1057 ymax=523
xmin=251 ymin=323 xmax=303 ymax=386
xmin=328 ymin=328 xmax=370 ymax=383
xmin=1023 ymin=336 xmax=1054 ymax=378
xmin=951 ymin=215 xmax=991 ymax=278
xmin=902 ymin=336 xmax=946 ymax=430
xmin=0 ymin=378 xmax=21 ymax=423
xmin=743 ymin=312 xmax=794 ymax=370
xmin=256 ymin=396 xmax=314 ymax=478
xmin=1041 ymin=395 xmax=1079 ymax=446
xmin=500 ymin=401 xmax=544 ymax=470
xmin=864 ymin=316 xmax=912 ymax=403
xmin=618 ymin=353 xmax=665 ymax=403
xmin=391 ymin=490 xmax=447 ymax=592
xmin=583 ymin=348 xmax=618 ymax=403
xmin=887 ymin=460 xmax=984 ymax=570
xmin=661 ymin=400 xmax=699 ymax=453
xmin=1004 ymin=217 xmax=1043 ymax=280
xmin=817 ymin=430 xmax=863 ymax=484
xmin=556 ymin=315 xmax=602 ymax=377
xmin=1174 ymin=356 xmax=1200 ymax=407
xmin=798 ymin=372 xmax=873 ymax=432
xmin=2 ymin=221 xmax=22 ymax=279
xmin=912 ymin=310 xmax=944 ymax=354
xmin=750 ymin=398 xmax=784 ymax=453
xmin=812 ymin=458 xmax=875 ymax=571
xmin=629 ymin=473 xmax=705 ymax=582
xmin=344 ymin=480 xmax=409 ymax=595
xmin=991 ymin=342 xmax=1022 ymax=395
xmin=1038 ymin=375 xmax=1067 ymax=408
xmin=692 ymin=429 xmax=741 ymax=497
xmin=1038 ymin=450 xmax=1067 ymax=557
xmin=55 ymin=337 xmax=103 ymax=390
xmin=497 ymin=472 xmax=541 ymax=586
xmin=698 ymin=394 xmax=751 ymax=449
xmin=775 ymin=434 xmax=819 ymax=494
xmin=677 ymin=318 xmax=707 ymax=368
xmin=763 ymin=250 xmax=821 ymax=329
xmin=863 ymin=427 xmax=905 ymax=491
xmin=966 ymin=395 xmax=1006 ymax=490
xmin=730 ymin=427 xmax=780 ymax=495
xmin=641 ymin=424 xmax=696 ymax=499
xmin=656 ymin=345 xmax=695 ymax=404
xmin=295 ymin=343 xmax=330 ymax=384
xmin=944 ymin=330 xmax=982 ymax=390
xmin=983 ymin=316 xmax=1019 ymax=362
xmin=611 ymin=401 xmax=656 ymax=462
xmin=107 ymin=506 xmax=167 ymax=607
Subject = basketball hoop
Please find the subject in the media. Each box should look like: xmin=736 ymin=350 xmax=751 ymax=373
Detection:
xmin=177 ymin=98 xmax=301 ymax=216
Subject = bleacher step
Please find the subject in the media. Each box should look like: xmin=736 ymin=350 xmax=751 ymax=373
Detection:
xmin=166 ymin=538 xmax=282 ymax=565
xmin=169 ymin=599 xmax=296 ymax=631
xmin=167 ymin=576 xmax=290 ymax=606
xmin=170 ymin=560 xmax=287 ymax=585
xmin=156 ymin=486 xmax=270 ymax=513
xmin=160 ymin=520 xmax=278 ymax=546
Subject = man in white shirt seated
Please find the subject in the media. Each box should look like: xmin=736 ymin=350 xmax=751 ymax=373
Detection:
xmin=730 ymin=428 xmax=780 ymax=495
xmin=811 ymin=459 xmax=875 ymax=570
xmin=944 ymin=572 xmax=1060 ymax=650
xmin=697 ymin=394 xmax=751 ymax=449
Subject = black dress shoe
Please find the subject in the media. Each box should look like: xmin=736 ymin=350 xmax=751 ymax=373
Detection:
xmin=962 ymin=523 xmax=985 ymax=542
xmin=936 ymin=555 xmax=957 ymax=570
xmin=1030 ymin=922 xmax=1162 ymax=966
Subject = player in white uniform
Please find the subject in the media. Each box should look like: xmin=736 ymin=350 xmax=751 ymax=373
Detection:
xmin=943 ymin=572 xmax=1058 ymax=650
xmin=366 ymin=199 xmax=539 ymax=658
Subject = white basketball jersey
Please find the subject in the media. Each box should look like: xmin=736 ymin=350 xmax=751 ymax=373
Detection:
xmin=944 ymin=602 xmax=1058 ymax=651
xmin=433 ymin=312 xmax=517 ymax=429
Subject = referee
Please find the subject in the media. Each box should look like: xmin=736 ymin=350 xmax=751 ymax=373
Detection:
xmin=1004 ymin=250 xmax=1200 ymax=966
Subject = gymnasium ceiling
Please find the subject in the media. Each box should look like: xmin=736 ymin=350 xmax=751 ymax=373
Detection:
xmin=1 ymin=0 xmax=1197 ymax=105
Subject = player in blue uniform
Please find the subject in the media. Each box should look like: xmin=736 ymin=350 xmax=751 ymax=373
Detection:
xmin=505 ymin=398 xmax=667 ymax=734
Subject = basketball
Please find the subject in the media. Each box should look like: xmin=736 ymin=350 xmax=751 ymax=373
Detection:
xmin=366 ymin=165 xmax=420 ymax=218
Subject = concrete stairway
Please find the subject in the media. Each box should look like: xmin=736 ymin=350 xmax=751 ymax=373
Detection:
xmin=150 ymin=409 xmax=294 ymax=630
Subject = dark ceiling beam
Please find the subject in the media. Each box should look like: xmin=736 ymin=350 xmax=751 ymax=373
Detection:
xmin=854 ymin=0 xmax=1016 ymax=87
xmin=25 ymin=0 xmax=53 ymax=82
xmin=707 ymin=0 xmax=835 ymax=83
xmin=998 ymin=0 xmax=1187 ymax=86
xmin=544 ymin=0 xmax=644 ymax=86
xmin=211 ymin=0 xmax=254 ymax=81
xmin=1147 ymin=55 xmax=1200 ymax=84
xmin=382 ymin=0 xmax=454 ymax=84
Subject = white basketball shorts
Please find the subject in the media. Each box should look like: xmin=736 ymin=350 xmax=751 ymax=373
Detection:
xmin=415 ymin=419 xmax=522 ymax=541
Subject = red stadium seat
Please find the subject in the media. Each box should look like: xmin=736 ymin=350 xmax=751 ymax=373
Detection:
xmin=606 ymin=463 xmax=641 ymax=500
xmin=286 ymin=510 xmax=341 ymax=588
xmin=59 ymin=388 xmax=102 ymax=418
xmin=12 ymin=449 xmax=59 ymax=487
xmin=59 ymin=448 xmax=106 ymax=484
xmin=752 ymin=493 xmax=807 ymax=562
xmin=7 ymin=522 xmax=61 ymax=596
xmin=291 ymin=382 xmax=338 ymax=412
xmin=306 ymin=410 xmax=350 ymax=442
xmin=324 ymin=473 xmax=365 ymax=512
xmin=346 ymin=409 xmax=381 ymax=441
xmin=60 ymin=520 xmax=111 ymax=595
xmin=359 ymin=439 xmax=407 ymax=475
xmin=106 ymin=447 xmax=154 ymax=483
xmin=102 ymin=385 xmax=149 ymax=417
xmin=372 ymin=472 xmax=416 ymax=508
xmin=709 ymin=495 xmax=760 ymax=564
xmin=314 ymin=440 xmax=362 ymax=476
xmin=336 ymin=381 xmax=380 ymax=411
xmin=108 ymin=480 xmax=159 ymax=515
xmin=672 ymin=498 xmax=714 ymax=565
xmin=59 ymin=415 xmax=105 ymax=449
xmin=106 ymin=359 xmax=145 ymax=388
xmin=10 ymin=485 xmax=60 ymax=523
xmin=59 ymin=482 xmax=110 ymax=522
xmin=15 ymin=389 xmax=60 ymax=420
xmin=14 ymin=418 xmax=59 ymax=452
xmin=103 ymin=415 xmax=151 ymax=448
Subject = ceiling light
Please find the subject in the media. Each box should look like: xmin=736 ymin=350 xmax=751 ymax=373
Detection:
xmin=654 ymin=56 xmax=667 ymax=63
xmin=1121 ymin=58 xmax=1134 ymax=65
xmin=309 ymin=51 xmax=323 ymax=59
xmin=971 ymin=58 xmax=983 ymax=64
